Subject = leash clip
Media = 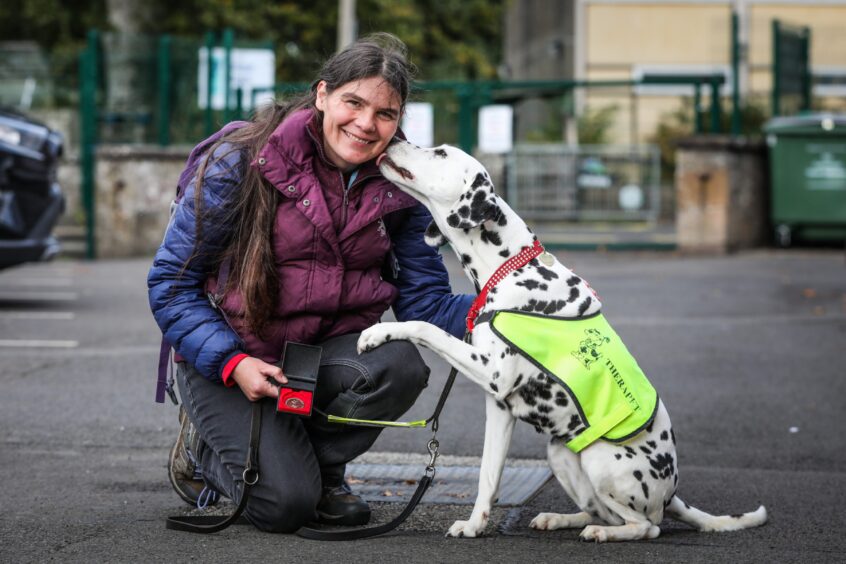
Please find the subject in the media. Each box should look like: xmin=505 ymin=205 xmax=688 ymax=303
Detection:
xmin=426 ymin=437 xmax=440 ymax=475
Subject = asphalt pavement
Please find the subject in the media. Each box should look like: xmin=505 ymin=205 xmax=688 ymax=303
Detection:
xmin=1 ymin=248 xmax=844 ymax=563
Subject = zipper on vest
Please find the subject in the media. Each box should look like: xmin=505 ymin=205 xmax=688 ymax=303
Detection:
xmin=341 ymin=169 xmax=360 ymax=228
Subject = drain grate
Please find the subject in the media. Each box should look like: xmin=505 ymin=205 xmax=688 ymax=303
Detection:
xmin=347 ymin=462 xmax=551 ymax=506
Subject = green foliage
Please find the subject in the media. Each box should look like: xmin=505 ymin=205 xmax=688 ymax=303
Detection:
xmin=3 ymin=0 xmax=504 ymax=84
xmin=578 ymin=104 xmax=618 ymax=145
xmin=648 ymin=96 xmax=770 ymax=181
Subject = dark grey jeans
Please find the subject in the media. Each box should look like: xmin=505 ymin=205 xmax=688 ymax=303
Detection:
xmin=176 ymin=333 xmax=429 ymax=533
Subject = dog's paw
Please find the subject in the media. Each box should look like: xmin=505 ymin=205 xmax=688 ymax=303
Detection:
xmin=579 ymin=525 xmax=609 ymax=543
xmin=530 ymin=513 xmax=562 ymax=530
xmin=357 ymin=324 xmax=397 ymax=354
xmin=446 ymin=517 xmax=487 ymax=538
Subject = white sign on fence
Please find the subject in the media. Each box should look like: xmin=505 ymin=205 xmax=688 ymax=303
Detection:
xmin=478 ymin=105 xmax=513 ymax=154
xmin=401 ymin=102 xmax=434 ymax=147
xmin=197 ymin=47 xmax=275 ymax=110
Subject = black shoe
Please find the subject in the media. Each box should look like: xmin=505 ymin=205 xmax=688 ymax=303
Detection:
xmin=168 ymin=406 xmax=220 ymax=508
xmin=316 ymin=482 xmax=371 ymax=526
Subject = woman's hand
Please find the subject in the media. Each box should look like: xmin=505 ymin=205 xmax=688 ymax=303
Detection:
xmin=231 ymin=357 xmax=288 ymax=402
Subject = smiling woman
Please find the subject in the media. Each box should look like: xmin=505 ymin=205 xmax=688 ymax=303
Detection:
xmin=147 ymin=32 xmax=474 ymax=535
xmin=316 ymin=78 xmax=401 ymax=171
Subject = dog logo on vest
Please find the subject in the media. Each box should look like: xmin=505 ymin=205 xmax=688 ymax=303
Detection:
xmin=571 ymin=328 xmax=611 ymax=369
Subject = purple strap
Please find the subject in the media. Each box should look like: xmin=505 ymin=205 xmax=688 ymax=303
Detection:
xmin=156 ymin=338 xmax=174 ymax=404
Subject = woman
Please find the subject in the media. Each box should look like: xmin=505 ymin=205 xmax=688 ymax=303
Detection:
xmin=147 ymin=33 xmax=472 ymax=533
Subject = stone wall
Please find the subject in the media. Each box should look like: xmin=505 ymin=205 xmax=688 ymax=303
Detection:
xmin=94 ymin=144 xmax=190 ymax=258
xmin=675 ymin=136 xmax=768 ymax=253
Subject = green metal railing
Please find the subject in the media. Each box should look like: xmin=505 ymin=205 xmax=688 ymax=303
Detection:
xmin=772 ymin=19 xmax=811 ymax=117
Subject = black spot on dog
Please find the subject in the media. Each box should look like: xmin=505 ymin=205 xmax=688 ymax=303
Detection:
xmin=461 ymin=254 xmax=472 ymax=265
xmin=731 ymin=514 xmax=744 ymax=519
xmin=495 ymin=400 xmax=507 ymax=410
xmin=471 ymin=353 xmax=478 ymax=361
xmin=514 ymin=374 xmax=523 ymax=387
xmin=614 ymin=454 xmax=622 ymax=460
xmin=518 ymin=386 xmax=537 ymax=407
xmin=516 ymin=279 xmax=541 ymax=290
xmin=647 ymin=440 xmax=657 ymax=449
xmin=446 ymin=213 xmax=460 ymax=228
xmin=567 ymin=414 xmax=582 ymax=430
xmin=539 ymin=283 xmax=548 ymax=290
xmin=650 ymin=470 xmax=658 ymax=480
xmin=499 ymin=248 xmax=510 ymax=258
xmin=633 ymin=470 xmax=643 ymax=481
xmin=489 ymin=382 xmax=498 ymax=392
xmin=646 ymin=421 xmax=654 ymax=433
xmin=480 ymin=355 xmax=489 ymax=365
xmin=640 ymin=446 xmax=652 ymax=455
xmin=434 ymin=148 xmax=447 ymax=158
xmin=497 ymin=214 xmax=508 ymax=227
xmin=641 ymin=483 xmax=650 ymax=499
xmin=577 ymin=296 xmax=592 ymax=316
xmin=458 ymin=205 xmax=470 ymax=218
xmin=671 ymin=428 xmax=676 ymax=445
xmin=660 ymin=430 xmax=669 ymax=441
xmin=471 ymin=172 xmax=488 ymax=189
xmin=543 ymin=300 xmax=567 ymax=315
xmin=566 ymin=276 xmax=580 ymax=286
xmin=537 ymin=404 xmax=552 ymax=414
xmin=566 ymin=287 xmax=580 ymax=303
xmin=649 ymin=452 xmax=676 ymax=480
xmin=424 ymin=221 xmax=446 ymax=246
xmin=536 ymin=266 xmax=559 ymax=281
xmin=554 ymin=391 xmax=569 ymax=407
xmin=480 ymin=227 xmax=502 ymax=246
xmin=628 ymin=502 xmax=636 ymax=510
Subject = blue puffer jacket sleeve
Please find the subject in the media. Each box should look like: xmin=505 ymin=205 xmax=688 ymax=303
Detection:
xmin=386 ymin=203 xmax=474 ymax=338
xmin=147 ymin=144 xmax=246 ymax=382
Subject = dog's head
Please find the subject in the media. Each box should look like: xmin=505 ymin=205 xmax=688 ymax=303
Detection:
xmin=378 ymin=141 xmax=501 ymax=246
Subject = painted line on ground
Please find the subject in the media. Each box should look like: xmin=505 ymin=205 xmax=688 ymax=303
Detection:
xmin=352 ymin=451 xmax=547 ymax=467
xmin=0 ymin=278 xmax=74 ymax=287
xmin=0 ymin=291 xmax=79 ymax=301
xmin=611 ymin=312 xmax=846 ymax=327
xmin=0 ymin=311 xmax=75 ymax=320
xmin=0 ymin=339 xmax=79 ymax=348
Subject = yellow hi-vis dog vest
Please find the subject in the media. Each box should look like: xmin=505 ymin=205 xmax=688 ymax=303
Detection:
xmin=488 ymin=310 xmax=658 ymax=453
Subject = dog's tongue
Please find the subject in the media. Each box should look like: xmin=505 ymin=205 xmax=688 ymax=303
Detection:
xmin=376 ymin=153 xmax=387 ymax=167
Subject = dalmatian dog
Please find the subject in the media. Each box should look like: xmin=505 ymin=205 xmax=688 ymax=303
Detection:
xmin=358 ymin=141 xmax=767 ymax=542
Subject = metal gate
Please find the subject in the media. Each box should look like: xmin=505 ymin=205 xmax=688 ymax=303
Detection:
xmin=505 ymin=144 xmax=661 ymax=222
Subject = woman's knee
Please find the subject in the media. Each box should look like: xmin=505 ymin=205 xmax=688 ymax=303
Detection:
xmin=380 ymin=341 xmax=430 ymax=409
xmin=246 ymin=485 xmax=321 ymax=533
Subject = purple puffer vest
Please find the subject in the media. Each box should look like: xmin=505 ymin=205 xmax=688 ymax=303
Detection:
xmin=206 ymin=109 xmax=417 ymax=362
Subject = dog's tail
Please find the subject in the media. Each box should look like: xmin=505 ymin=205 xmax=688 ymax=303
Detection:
xmin=665 ymin=496 xmax=767 ymax=532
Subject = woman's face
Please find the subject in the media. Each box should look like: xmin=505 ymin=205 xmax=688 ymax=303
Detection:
xmin=315 ymin=77 xmax=402 ymax=171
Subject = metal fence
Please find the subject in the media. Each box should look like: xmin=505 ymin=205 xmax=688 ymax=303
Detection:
xmin=505 ymin=144 xmax=661 ymax=222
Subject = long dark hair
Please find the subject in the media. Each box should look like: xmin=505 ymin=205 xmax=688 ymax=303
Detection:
xmin=189 ymin=33 xmax=416 ymax=337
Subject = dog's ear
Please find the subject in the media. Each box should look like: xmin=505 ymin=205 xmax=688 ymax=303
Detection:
xmin=423 ymin=220 xmax=448 ymax=248
xmin=446 ymin=172 xmax=501 ymax=229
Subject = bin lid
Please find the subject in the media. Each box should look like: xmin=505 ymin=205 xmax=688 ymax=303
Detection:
xmin=764 ymin=113 xmax=846 ymax=135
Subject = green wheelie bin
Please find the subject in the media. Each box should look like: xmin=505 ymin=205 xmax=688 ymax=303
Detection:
xmin=764 ymin=114 xmax=846 ymax=246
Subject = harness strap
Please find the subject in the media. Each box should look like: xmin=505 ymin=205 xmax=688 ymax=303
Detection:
xmin=165 ymin=402 xmax=261 ymax=533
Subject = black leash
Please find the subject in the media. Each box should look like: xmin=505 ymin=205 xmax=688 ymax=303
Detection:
xmin=297 ymin=359 xmax=457 ymax=540
xmin=165 ymin=402 xmax=261 ymax=533
xmin=165 ymin=350 xmax=461 ymax=539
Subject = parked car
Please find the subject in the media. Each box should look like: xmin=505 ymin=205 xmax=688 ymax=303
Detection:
xmin=0 ymin=107 xmax=65 ymax=269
